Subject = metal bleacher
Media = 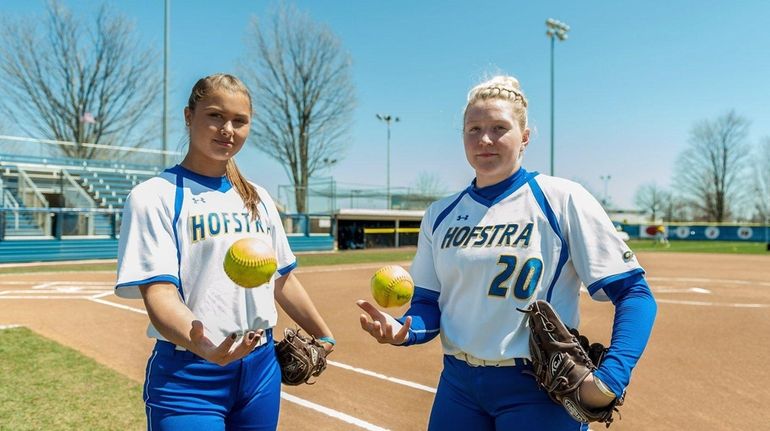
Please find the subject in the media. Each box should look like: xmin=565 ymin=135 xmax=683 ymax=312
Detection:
xmin=0 ymin=145 xmax=335 ymax=262
xmin=0 ymin=153 xmax=161 ymax=261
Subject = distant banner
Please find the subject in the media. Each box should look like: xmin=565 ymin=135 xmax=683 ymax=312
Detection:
xmin=737 ymin=227 xmax=753 ymax=239
xmin=704 ymin=226 xmax=720 ymax=239
xmin=623 ymin=223 xmax=767 ymax=241
xmin=639 ymin=225 xmax=666 ymax=239
xmin=675 ymin=226 xmax=692 ymax=239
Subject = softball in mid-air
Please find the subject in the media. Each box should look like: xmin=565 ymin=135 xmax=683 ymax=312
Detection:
xmin=223 ymin=237 xmax=277 ymax=288
xmin=370 ymin=265 xmax=414 ymax=308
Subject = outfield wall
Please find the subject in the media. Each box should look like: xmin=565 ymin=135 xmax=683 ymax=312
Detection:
xmin=619 ymin=223 xmax=770 ymax=242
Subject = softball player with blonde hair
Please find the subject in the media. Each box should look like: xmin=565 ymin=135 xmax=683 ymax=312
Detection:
xmin=116 ymin=74 xmax=335 ymax=430
xmin=358 ymin=75 xmax=657 ymax=430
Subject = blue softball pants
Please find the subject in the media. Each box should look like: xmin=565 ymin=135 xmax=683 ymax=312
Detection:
xmin=143 ymin=329 xmax=281 ymax=431
xmin=428 ymin=355 xmax=588 ymax=431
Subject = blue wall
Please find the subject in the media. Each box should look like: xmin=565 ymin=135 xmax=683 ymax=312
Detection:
xmin=618 ymin=223 xmax=770 ymax=242
xmin=0 ymin=236 xmax=335 ymax=264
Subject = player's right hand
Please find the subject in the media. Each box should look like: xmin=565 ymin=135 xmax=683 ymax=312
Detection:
xmin=189 ymin=320 xmax=263 ymax=366
xmin=357 ymin=300 xmax=411 ymax=345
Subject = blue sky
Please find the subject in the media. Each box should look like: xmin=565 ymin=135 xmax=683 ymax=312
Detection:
xmin=4 ymin=0 xmax=770 ymax=209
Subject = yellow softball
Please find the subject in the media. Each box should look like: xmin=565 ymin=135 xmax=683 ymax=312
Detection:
xmin=223 ymin=237 xmax=278 ymax=288
xmin=370 ymin=265 xmax=414 ymax=308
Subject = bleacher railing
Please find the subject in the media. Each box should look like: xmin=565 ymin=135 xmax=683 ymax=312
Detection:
xmin=16 ymin=168 xmax=50 ymax=232
xmin=0 ymin=207 xmax=119 ymax=240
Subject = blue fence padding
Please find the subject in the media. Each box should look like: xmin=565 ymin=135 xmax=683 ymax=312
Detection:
xmin=617 ymin=223 xmax=770 ymax=242
xmin=0 ymin=239 xmax=119 ymax=263
xmin=287 ymin=235 xmax=335 ymax=252
xmin=0 ymin=235 xmax=335 ymax=263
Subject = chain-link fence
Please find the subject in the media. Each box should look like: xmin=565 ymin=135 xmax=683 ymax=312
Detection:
xmin=277 ymin=178 xmax=446 ymax=214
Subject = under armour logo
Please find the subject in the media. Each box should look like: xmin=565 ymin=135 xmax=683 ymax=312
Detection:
xmin=192 ymin=197 xmax=206 ymax=204
xmin=456 ymin=215 xmax=469 ymax=221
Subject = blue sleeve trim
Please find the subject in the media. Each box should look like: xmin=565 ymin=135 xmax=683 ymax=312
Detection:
xmin=587 ymin=268 xmax=646 ymax=298
xmin=173 ymin=174 xmax=185 ymax=301
xmin=395 ymin=286 xmax=441 ymax=346
xmin=278 ymin=260 xmax=297 ymax=276
xmin=115 ymin=274 xmax=180 ymax=290
xmin=527 ymin=175 xmax=569 ymax=302
xmin=593 ymin=276 xmax=657 ymax=397
xmin=432 ymin=190 xmax=469 ymax=234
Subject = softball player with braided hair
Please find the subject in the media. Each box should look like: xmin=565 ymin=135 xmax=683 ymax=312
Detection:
xmin=115 ymin=73 xmax=335 ymax=430
xmin=358 ymin=75 xmax=657 ymax=430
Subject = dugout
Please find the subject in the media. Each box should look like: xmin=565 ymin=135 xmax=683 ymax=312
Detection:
xmin=335 ymin=208 xmax=424 ymax=250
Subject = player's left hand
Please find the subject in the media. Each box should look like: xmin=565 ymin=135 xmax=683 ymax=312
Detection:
xmin=357 ymin=300 xmax=412 ymax=345
xmin=579 ymin=373 xmax=616 ymax=409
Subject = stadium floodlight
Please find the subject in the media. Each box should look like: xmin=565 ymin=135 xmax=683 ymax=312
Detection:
xmin=162 ymin=0 xmax=170 ymax=167
xmin=376 ymin=114 xmax=400 ymax=210
xmin=546 ymin=18 xmax=570 ymax=176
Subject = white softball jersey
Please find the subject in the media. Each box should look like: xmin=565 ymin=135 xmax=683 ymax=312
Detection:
xmin=115 ymin=165 xmax=296 ymax=346
xmin=410 ymin=170 xmax=641 ymax=361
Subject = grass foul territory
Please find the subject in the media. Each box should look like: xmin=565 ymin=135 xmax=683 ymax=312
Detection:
xmin=0 ymin=327 xmax=145 ymax=430
xmin=626 ymin=240 xmax=768 ymax=254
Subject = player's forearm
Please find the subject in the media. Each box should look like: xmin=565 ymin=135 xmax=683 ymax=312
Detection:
xmin=274 ymin=273 xmax=334 ymax=339
xmin=139 ymin=282 xmax=212 ymax=352
xmin=396 ymin=286 xmax=441 ymax=346
xmin=595 ymin=279 xmax=657 ymax=398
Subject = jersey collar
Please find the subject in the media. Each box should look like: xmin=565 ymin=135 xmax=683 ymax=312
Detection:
xmin=467 ymin=168 xmax=535 ymax=207
xmin=166 ymin=164 xmax=232 ymax=192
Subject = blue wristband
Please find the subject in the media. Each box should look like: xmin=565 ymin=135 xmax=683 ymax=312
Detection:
xmin=318 ymin=336 xmax=336 ymax=346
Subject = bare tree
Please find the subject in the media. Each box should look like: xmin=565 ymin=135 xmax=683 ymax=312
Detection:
xmin=634 ymin=183 xmax=670 ymax=222
xmin=673 ymin=111 xmax=751 ymax=222
xmin=412 ymin=172 xmax=447 ymax=199
xmin=752 ymin=137 xmax=770 ymax=222
xmin=240 ymin=4 xmax=355 ymax=213
xmin=0 ymin=1 xmax=161 ymax=160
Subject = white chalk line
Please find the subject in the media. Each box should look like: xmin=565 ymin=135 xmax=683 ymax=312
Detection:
xmin=281 ymin=393 xmax=389 ymax=431
xmin=652 ymin=287 xmax=712 ymax=294
xmin=0 ymin=324 xmax=23 ymax=330
xmin=82 ymin=294 xmax=405 ymax=429
xmin=656 ymin=299 xmax=769 ymax=308
xmin=647 ymin=276 xmax=770 ymax=288
xmin=327 ymin=360 xmax=436 ymax=393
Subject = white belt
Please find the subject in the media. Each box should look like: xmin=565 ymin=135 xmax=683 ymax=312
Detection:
xmin=453 ymin=352 xmax=529 ymax=367
xmin=173 ymin=328 xmax=271 ymax=351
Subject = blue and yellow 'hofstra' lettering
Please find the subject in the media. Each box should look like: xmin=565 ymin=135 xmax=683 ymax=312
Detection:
xmin=189 ymin=212 xmax=269 ymax=242
xmin=441 ymin=222 xmax=534 ymax=249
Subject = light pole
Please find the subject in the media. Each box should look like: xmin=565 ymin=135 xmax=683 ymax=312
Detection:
xmin=600 ymin=174 xmax=611 ymax=207
xmin=546 ymin=18 xmax=569 ymax=176
xmin=162 ymin=0 xmax=170 ymax=167
xmin=376 ymin=114 xmax=399 ymax=210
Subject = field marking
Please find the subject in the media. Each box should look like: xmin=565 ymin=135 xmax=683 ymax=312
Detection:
xmin=652 ymin=287 xmax=712 ymax=294
xmin=87 ymin=297 xmax=148 ymax=315
xmin=83 ymin=295 xmax=439 ymax=394
xmin=81 ymin=295 xmax=400 ymax=430
xmin=0 ymin=324 xmax=23 ymax=330
xmin=656 ymin=299 xmax=768 ymax=308
xmin=281 ymin=393 xmax=389 ymax=431
xmin=648 ymin=276 xmax=770 ymax=288
xmin=327 ymin=360 xmax=436 ymax=393
xmin=0 ymin=295 xmax=102 ymax=299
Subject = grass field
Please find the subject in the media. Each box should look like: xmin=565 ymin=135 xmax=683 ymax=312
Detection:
xmin=0 ymin=241 xmax=766 ymax=276
xmin=0 ymin=327 xmax=145 ymax=431
xmin=626 ymin=240 xmax=769 ymax=254
xmin=0 ymin=248 xmax=418 ymax=275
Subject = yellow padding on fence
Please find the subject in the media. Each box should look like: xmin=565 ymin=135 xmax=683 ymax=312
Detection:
xmin=364 ymin=228 xmax=420 ymax=234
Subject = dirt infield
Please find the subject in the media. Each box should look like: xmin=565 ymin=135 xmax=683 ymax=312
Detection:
xmin=1 ymin=252 xmax=769 ymax=430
